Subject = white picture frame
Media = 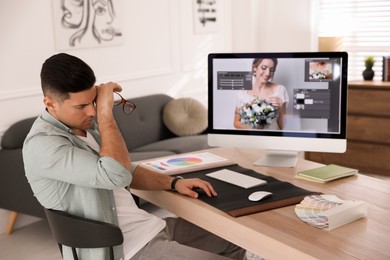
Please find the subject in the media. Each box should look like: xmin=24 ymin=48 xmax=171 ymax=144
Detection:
xmin=193 ymin=0 xmax=219 ymax=34
xmin=52 ymin=0 xmax=124 ymax=50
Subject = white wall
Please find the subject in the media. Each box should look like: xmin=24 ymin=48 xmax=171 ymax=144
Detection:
xmin=0 ymin=0 xmax=234 ymax=137
xmin=0 ymin=0 xmax=314 ymax=234
xmin=232 ymin=0 xmax=315 ymax=52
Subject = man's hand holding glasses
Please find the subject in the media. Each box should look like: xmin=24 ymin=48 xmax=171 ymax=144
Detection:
xmin=114 ymin=91 xmax=136 ymax=114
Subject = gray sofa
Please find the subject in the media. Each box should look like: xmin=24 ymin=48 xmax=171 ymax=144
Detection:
xmin=0 ymin=94 xmax=210 ymax=223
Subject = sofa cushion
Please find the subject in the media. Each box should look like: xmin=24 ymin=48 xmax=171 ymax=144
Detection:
xmin=131 ymin=135 xmax=210 ymax=155
xmin=113 ymin=94 xmax=176 ymax=151
xmin=163 ymin=98 xmax=207 ymax=137
xmin=1 ymin=117 xmax=36 ymax=149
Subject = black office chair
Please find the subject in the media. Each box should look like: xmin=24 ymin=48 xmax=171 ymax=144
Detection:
xmin=44 ymin=208 xmax=123 ymax=260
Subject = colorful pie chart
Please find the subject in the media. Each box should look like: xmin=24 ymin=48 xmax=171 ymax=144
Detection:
xmin=167 ymin=157 xmax=203 ymax=166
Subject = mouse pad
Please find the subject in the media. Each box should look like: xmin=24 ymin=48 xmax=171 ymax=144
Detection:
xmin=179 ymin=165 xmax=319 ymax=217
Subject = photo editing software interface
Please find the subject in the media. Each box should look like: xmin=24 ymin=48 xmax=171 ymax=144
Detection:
xmin=210 ymin=53 xmax=347 ymax=137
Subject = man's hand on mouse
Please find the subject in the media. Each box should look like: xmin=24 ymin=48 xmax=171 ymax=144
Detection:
xmin=174 ymin=178 xmax=217 ymax=199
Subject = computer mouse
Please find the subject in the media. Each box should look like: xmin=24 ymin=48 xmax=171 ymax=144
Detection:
xmin=248 ymin=191 xmax=273 ymax=202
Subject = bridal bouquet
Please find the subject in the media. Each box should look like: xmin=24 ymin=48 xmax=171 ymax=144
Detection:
xmin=237 ymin=98 xmax=278 ymax=128
xmin=309 ymin=71 xmax=329 ymax=80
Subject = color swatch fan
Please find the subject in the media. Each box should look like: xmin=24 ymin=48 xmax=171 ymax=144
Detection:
xmin=295 ymin=194 xmax=367 ymax=230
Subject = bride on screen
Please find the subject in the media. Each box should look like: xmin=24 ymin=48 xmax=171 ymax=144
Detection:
xmin=234 ymin=58 xmax=289 ymax=130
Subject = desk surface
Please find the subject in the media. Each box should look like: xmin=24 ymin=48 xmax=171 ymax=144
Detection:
xmin=131 ymin=148 xmax=390 ymax=260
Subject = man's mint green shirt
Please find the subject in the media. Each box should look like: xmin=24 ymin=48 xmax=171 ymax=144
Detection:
xmin=23 ymin=110 xmax=132 ymax=260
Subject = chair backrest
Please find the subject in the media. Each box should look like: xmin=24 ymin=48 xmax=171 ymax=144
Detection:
xmin=44 ymin=208 xmax=123 ymax=260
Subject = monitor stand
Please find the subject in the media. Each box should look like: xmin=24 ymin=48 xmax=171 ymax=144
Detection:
xmin=253 ymin=150 xmax=298 ymax=168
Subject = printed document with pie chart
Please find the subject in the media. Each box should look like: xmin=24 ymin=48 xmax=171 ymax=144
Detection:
xmin=139 ymin=152 xmax=235 ymax=175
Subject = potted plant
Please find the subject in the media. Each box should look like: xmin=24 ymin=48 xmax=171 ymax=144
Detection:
xmin=362 ymin=56 xmax=375 ymax=80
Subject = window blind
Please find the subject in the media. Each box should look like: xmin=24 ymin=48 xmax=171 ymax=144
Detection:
xmin=318 ymin=0 xmax=390 ymax=81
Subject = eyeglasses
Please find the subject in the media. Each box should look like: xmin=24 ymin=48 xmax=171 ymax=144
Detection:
xmin=113 ymin=92 xmax=136 ymax=114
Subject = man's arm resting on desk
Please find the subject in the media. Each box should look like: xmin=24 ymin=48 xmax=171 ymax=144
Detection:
xmin=130 ymin=165 xmax=217 ymax=199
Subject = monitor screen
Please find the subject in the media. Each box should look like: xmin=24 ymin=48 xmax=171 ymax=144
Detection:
xmin=207 ymin=52 xmax=348 ymax=167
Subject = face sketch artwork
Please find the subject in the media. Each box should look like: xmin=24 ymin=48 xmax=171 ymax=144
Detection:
xmin=59 ymin=0 xmax=122 ymax=47
xmin=61 ymin=0 xmax=85 ymax=28
xmin=92 ymin=0 xmax=122 ymax=42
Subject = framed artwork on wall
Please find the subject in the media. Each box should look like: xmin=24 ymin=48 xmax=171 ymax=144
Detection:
xmin=193 ymin=0 xmax=219 ymax=34
xmin=52 ymin=0 xmax=124 ymax=50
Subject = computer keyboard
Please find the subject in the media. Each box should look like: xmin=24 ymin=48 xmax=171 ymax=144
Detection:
xmin=206 ymin=169 xmax=267 ymax=189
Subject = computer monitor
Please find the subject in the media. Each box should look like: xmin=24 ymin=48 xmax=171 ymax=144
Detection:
xmin=207 ymin=52 xmax=348 ymax=167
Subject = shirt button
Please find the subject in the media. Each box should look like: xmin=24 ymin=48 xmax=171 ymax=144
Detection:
xmin=112 ymin=207 xmax=116 ymax=211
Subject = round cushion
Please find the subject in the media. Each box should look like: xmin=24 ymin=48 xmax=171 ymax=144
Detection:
xmin=163 ymin=98 xmax=208 ymax=136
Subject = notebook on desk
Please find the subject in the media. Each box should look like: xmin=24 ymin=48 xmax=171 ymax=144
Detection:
xmin=295 ymin=164 xmax=358 ymax=183
xmin=181 ymin=165 xmax=319 ymax=217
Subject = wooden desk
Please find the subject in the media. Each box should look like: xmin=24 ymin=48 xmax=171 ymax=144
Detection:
xmin=131 ymin=148 xmax=390 ymax=259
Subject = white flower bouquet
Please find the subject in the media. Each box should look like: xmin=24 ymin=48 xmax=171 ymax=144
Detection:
xmin=309 ymin=72 xmax=328 ymax=80
xmin=237 ymin=98 xmax=278 ymax=128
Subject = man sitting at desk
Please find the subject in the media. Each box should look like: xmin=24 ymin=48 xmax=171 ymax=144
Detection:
xmin=23 ymin=53 xmax=246 ymax=260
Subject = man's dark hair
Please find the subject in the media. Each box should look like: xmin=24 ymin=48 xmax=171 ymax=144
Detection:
xmin=40 ymin=53 xmax=96 ymax=101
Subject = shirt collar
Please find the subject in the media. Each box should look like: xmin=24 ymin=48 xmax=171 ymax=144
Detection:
xmin=40 ymin=109 xmax=99 ymax=139
xmin=41 ymin=109 xmax=75 ymax=134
